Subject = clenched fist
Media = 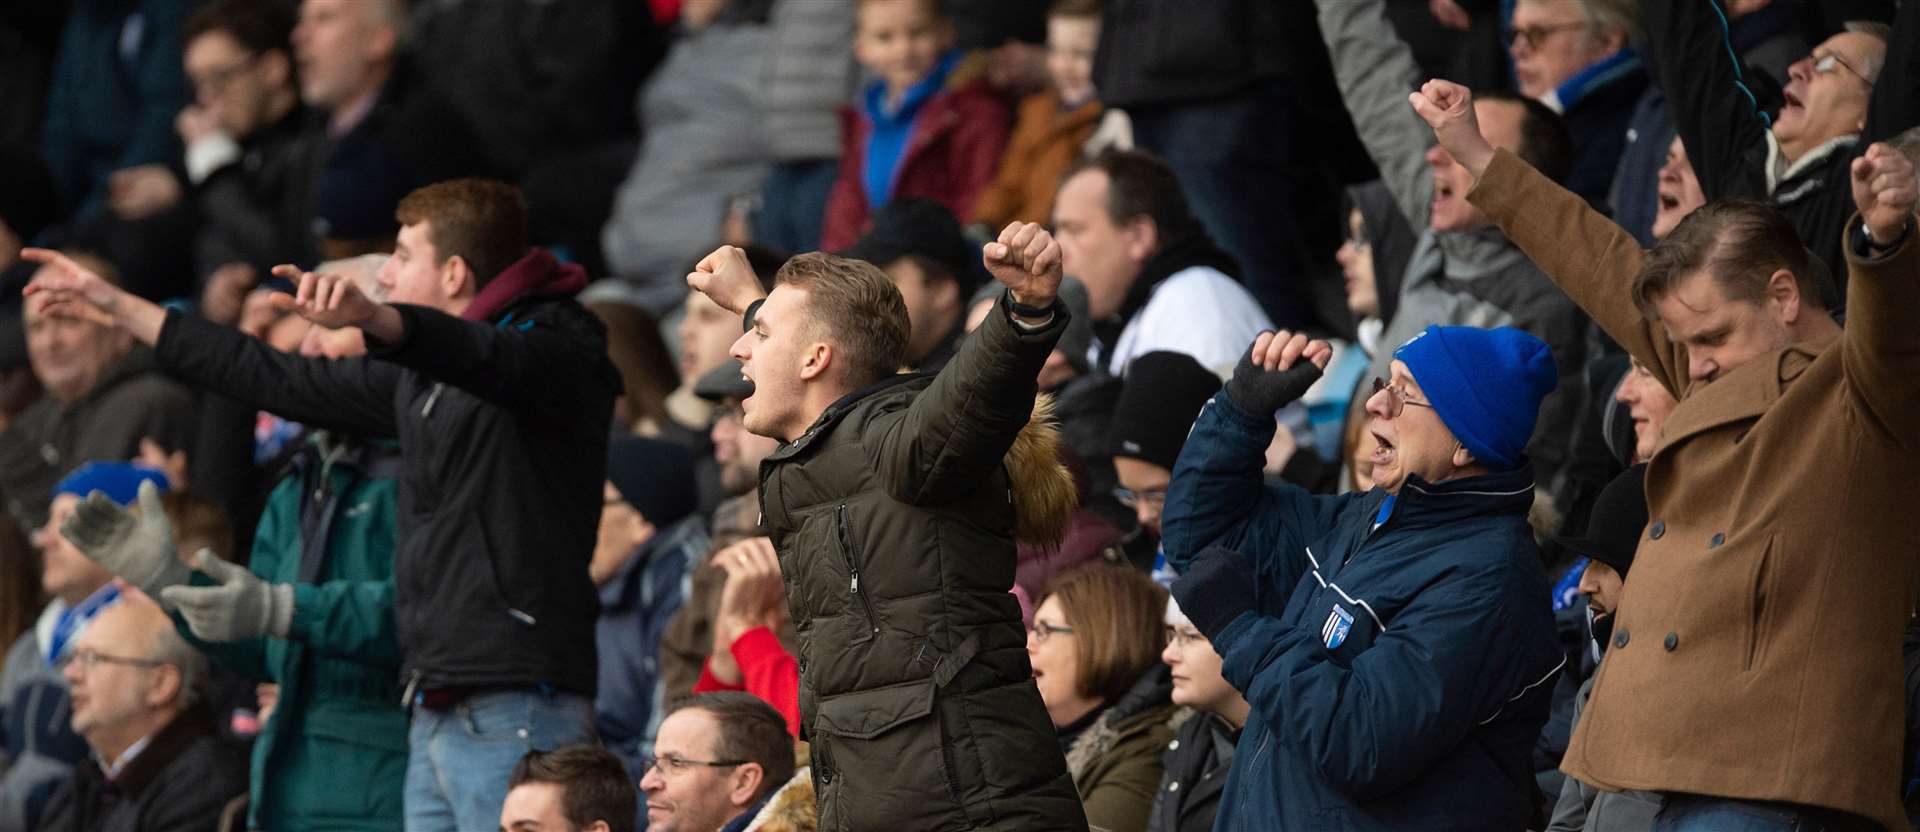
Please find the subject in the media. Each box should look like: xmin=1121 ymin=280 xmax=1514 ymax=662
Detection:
xmin=1408 ymin=78 xmax=1496 ymax=180
xmin=983 ymin=222 xmax=1063 ymax=309
xmin=1852 ymin=142 xmax=1918 ymax=247
xmin=686 ymin=245 xmax=768 ymax=316
xmin=1225 ymin=330 xmax=1334 ymax=417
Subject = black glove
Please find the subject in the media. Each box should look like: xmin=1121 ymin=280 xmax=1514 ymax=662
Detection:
xmin=1224 ymin=338 xmax=1325 ymax=417
xmin=1172 ymin=544 xmax=1259 ymax=642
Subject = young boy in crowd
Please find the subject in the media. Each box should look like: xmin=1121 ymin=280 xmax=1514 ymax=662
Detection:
xmin=973 ymin=0 xmax=1105 ymax=230
xmin=819 ymin=0 xmax=1011 ymax=250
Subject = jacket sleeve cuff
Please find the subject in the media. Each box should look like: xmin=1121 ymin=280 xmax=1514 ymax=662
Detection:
xmin=693 ymin=659 xmax=743 ymax=693
xmin=729 ymin=626 xmax=787 ymax=667
xmin=287 ymin=583 xmax=322 ymax=641
xmin=362 ymin=304 xmax=427 ymax=357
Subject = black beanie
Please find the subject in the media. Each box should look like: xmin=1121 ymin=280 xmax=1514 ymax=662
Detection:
xmin=606 ymin=435 xmax=698 ymax=529
xmin=1107 ymin=351 xmax=1224 ymax=470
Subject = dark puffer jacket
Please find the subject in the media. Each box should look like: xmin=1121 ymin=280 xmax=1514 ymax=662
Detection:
xmin=757 ymin=295 xmax=1087 ymax=831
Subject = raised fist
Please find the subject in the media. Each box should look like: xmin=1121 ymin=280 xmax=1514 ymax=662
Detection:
xmin=1225 ymin=330 xmax=1334 ymax=417
xmin=1852 ymin=142 xmax=1918 ymax=246
xmin=686 ymin=245 xmax=768 ymax=316
xmin=983 ymin=222 xmax=1063 ymax=309
xmin=1409 ymin=78 xmax=1496 ymax=179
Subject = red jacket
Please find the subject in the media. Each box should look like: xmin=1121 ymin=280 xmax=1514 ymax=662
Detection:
xmin=693 ymin=626 xmax=800 ymax=737
xmin=820 ymin=77 xmax=1012 ymax=251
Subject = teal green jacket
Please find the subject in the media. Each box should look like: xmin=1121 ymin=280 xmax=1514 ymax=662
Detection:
xmin=181 ymin=435 xmax=406 ymax=831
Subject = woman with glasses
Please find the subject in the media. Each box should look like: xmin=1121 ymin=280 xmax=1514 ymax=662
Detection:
xmin=1026 ymin=564 xmax=1176 ymax=832
xmin=1147 ymin=596 xmax=1250 ymax=832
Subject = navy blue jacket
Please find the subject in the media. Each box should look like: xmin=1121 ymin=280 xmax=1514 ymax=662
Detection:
xmin=1163 ymin=394 xmax=1563 ymax=831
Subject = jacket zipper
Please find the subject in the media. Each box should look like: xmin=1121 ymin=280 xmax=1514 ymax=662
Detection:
xmin=835 ymin=504 xmax=880 ymax=635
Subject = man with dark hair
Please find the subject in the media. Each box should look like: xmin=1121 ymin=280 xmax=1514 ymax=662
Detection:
xmin=1419 ymin=76 xmax=1920 ymax=831
xmin=841 ymin=198 xmax=980 ymax=373
xmin=178 ymin=0 xmax=324 ymax=285
xmin=684 ymin=222 xmax=1090 ymax=829
xmin=502 ymin=745 xmax=639 ymax=832
xmin=1050 ymin=149 xmax=1274 ymax=378
xmin=641 ymin=692 xmax=797 ymax=832
xmin=1311 ymin=0 xmax=1588 ymax=505
xmin=20 ymin=177 xmax=621 ymax=832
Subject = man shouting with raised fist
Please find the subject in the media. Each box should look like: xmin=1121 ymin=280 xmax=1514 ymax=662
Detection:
xmin=1161 ymin=324 xmax=1565 ymax=831
xmin=683 ymin=223 xmax=1088 ymax=831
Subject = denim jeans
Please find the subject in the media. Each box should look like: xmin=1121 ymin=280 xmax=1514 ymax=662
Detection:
xmin=752 ymin=158 xmax=839 ymax=255
xmin=1654 ymin=794 xmax=1881 ymax=832
xmin=404 ymin=689 xmax=595 ymax=832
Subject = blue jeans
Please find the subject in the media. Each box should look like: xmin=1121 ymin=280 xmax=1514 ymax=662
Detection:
xmin=752 ymin=158 xmax=838 ymax=255
xmin=404 ymin=690 xmax=595 ymax=832
xmin=1654 ymin=794 xmax=1881 ymax=832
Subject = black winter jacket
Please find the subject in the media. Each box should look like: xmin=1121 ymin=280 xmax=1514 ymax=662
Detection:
xmin=152 ymin=251 xmax=618 ymax=696
xmin=192 ymin=105 xmax=326 ymax=278
xmin=38 ymin=712 xmax=248 ymax=832
xmin=758 ymin=296 xmax=1088 ymax=831
xmin=1148 ymin=712 xmax=1239 ymax=832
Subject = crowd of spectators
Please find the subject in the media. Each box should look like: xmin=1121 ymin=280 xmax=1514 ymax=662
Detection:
xmin=1 ymin=0 xmax=1918 ymax=830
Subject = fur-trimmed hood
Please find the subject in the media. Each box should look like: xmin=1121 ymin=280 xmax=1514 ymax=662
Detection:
xmin=1007 ymin=392 xmax=1077 ymax=550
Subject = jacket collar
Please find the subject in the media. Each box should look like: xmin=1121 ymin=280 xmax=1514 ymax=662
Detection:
xmin=766 ymin=373 xmax=927 ymax=462
xmin=1095 ymin=231 xmax=1240 ymax=351
xmin=1660 ymin=333 xmax=1830 ymax=450
xmin=1384 ymin=465 xmax=1538 ymax=528
xmin=88 ymin=709 xmax=214 ymax=799
xmin=462 ymin=248 xmax=587 ymax=323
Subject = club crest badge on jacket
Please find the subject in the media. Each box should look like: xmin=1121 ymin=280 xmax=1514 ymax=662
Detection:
xmin=1322 ymin=604 xmax=1356 ymax=650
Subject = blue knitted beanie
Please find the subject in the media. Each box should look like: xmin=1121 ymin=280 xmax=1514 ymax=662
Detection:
xmin=54 ymin=462 xmax=170 ymax=506
xmin=1393 ymin=325 xmax=1557 ymax=470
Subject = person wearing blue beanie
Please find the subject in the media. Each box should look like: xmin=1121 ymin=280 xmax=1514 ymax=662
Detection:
xmin=1158 ymin=329 xmax=1564 ymax=830
xmin=53 ymin=462 xmax=170 ymax=506
xmin=1390 ymin=324 xmax=1558 ymax=472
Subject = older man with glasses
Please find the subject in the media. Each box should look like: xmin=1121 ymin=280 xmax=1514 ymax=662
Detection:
xmin=39 ymin=593 xmax=247 ymax=832
xmin=1503 ymin=0 xmax=1648 ymax=203
xmin=638 ymin=692 xmax=799 ymax=832
xmin=1643 ymin=0 xmax=1915 ymax=283
xmin=1161 ymin=325 xmax=1565 ymax=831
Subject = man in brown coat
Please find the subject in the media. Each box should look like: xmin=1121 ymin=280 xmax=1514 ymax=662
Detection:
xmin=1412 ymin=78 xmax=1920 ymax=830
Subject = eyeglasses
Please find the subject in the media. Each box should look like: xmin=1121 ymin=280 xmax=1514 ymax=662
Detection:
xmin=1112 ymin=487 xmax=1166 ymax=509
xmin=1370 ymin=377 xmax=1434 ymax=417
xmin=55 ymin=648 xmax=165 ymax=673
xmin=1504 ymin=22 xmax=1587 ymax=50
xmin=639 ymin=753 xmax=749 ymax=777
xmin=1807 ymin=51 xmax=1870 ymax=83
xmin=1028 ymin=621 xmax=1074 ymax=644
xmin=1163 ymin=625 xmax=1207 ymax=649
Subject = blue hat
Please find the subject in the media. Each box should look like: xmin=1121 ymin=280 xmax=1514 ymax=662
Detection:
xmin=1393 ymin=325 xmax=1556 ymax=470
xmin=53 ymin=463 xmax=170 ymax=506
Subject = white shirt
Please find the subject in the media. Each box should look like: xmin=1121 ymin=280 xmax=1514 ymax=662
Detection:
xmin=1101 ymin=266 xmax=1275 ymax=378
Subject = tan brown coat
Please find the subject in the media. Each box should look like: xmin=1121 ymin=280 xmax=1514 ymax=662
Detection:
xmin=1470 ymin=149 xmax=1920 ymax=830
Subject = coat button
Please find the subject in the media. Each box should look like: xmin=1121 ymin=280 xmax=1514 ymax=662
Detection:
xmin=1614 ymin=628 xmax=1630 ymax=648
xmin=1648 ymin=521 xmax=1665 ymax=540
xmin=1167 ymin=739 xmax=1179 ymax=751
xmin=1168 ymin=781 xmax=1180 ymax=792
xmin=1709 ymin=533 xmax=1725 ymax=549
xmin=1664 ymin=632 xmax=1678 ymax=651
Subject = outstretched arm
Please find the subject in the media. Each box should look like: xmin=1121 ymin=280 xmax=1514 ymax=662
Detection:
xmin=1313 ymin=0 xmax=1439 ymax=227
xmin=1641 ymin=0 xmax=1772 ymax=201
xmin=20 ymin=250 xmax=400 ymax=435
xmin=1839 ymin=144 xmax=1920 ymax=448
xmin=863 ymin=223 xmax=1070 ymax=505
xmin=1412 ymin=80 xmax=1688 ymax=398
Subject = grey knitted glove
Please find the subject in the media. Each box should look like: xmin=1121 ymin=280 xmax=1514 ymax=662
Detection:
xmin=1224 ymin=335 xmax=1326 ymax=417
xmin=61 ymin=479 xmax=191 ymax=602
xmin=160 ymin=549 xmax=295 ymax=641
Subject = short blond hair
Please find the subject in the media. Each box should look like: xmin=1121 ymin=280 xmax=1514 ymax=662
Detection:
xmin=776 ymin=253 xmax=910 ymax=387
